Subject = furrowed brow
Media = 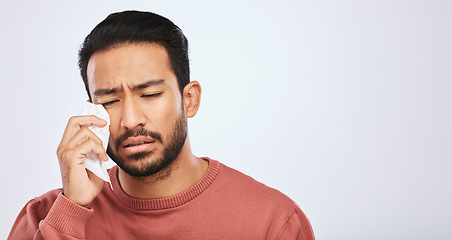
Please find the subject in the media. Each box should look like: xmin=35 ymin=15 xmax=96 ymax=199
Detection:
xmin=93 ymin=87 xmax=122 ymax=97
xmin=93 ymin=79 xmax=164 ymax=97
xmin=133 ymin=79 xmax=165 ymax=90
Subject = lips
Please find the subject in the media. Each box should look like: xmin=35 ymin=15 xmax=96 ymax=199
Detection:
xmin=120 ymin=136 xmax=156 ymax=155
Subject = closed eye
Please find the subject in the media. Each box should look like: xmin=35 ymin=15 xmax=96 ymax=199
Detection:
xmin=101 ymin=100 xmax=119 ymax=107
xmin=142 ymin=93 xmax=162 ymax=99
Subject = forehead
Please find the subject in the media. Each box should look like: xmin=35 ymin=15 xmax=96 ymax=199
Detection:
xmin=86 ymin=43 xmax=176 ymax=93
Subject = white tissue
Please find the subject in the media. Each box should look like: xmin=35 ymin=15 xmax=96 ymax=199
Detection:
xmin=79 ymin=102 xmax=111 ymax=185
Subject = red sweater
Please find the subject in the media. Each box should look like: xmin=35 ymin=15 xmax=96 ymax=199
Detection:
xmin=9 ymin=158 xmax=314 ymax=239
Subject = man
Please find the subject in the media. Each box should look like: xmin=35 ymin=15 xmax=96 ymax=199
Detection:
xmin=8 ymin=11 xmax=314 ymax=239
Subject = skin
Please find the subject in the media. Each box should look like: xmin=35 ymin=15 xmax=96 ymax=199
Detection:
xmin=57 ymin=43 xmax=207 ymax=207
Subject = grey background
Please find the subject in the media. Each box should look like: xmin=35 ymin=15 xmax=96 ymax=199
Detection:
xmin=1 ymin=0 xmax=451 ymax=239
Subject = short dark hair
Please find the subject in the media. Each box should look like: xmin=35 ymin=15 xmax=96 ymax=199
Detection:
xmin=78 ymin=10 xmax=190 ymax=99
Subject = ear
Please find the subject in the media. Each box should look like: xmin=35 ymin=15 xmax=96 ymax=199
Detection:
xmin=182 ymin=81 xmax=202 ymax=118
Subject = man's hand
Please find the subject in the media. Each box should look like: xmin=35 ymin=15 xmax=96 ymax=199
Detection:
xmin=57 ymin=115 xmax=108 ymax=208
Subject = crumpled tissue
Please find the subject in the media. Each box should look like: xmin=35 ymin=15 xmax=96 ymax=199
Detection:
xmin=79 ymin=102 xmax=111 ymax=186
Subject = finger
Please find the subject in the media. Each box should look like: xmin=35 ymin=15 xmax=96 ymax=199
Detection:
xmin=60 ymin=138 xmax=108 ymax=165
xmin=58 ymin=115 xmax=107 ymax=152
xmin=78 ymin=116 xmax=108 ymax=128
xmin=58 ymin=126 xmax=104 ymax=161
xmin=73 ymin=139 xmax=109 ymax=163
xmin=65 ymin=127 xmax=104 ymax=150
xmin=64 ymin=115 xmax=107 ymax=140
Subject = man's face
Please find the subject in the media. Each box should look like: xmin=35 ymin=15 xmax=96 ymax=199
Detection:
xmin=87 ymin=43 xmax=187 ymax=177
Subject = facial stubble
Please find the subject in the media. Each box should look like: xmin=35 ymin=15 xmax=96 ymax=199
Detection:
xmin=106 ymin=112 xmax=188 ymax=178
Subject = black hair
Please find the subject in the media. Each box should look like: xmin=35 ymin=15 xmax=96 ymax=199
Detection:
xmin=78 ymin=10 xmax=190 ymax=99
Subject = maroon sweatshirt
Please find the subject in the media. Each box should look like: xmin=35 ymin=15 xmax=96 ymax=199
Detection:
xmin=9 ymin=158 xmax=314 ymax=239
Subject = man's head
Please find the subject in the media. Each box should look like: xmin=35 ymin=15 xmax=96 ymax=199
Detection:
xmin=79 ymin=11 xmax=201 ymax=178
xmin=79 ymin=10 xmax=190 ymax=100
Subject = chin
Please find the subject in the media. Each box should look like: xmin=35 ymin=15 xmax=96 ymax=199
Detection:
xmin=115 ymin=152 xmax=176 ymax=178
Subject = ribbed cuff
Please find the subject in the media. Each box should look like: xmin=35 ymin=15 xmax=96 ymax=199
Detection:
xmin=43 ymin=193 xmax=93 ymax=239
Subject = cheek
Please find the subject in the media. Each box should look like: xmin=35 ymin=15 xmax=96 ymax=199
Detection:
xmin=106 ymin=111 xmax=122 ymax=143
xmin=148 ymin=95 xmax=182 ymax=130
xmin=145 ymin=104 xmax=174 ymax=130
xmin=107 ymin=125 xmax=119 ymax=147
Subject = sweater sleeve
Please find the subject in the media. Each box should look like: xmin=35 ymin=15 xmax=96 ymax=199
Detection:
xmin=276 ymin=207 xmax=315 ymax=240
xmin=8 ymin=193 xmax=93 ymax=240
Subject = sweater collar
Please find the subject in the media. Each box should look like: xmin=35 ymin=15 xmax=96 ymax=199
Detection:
xmin=109 ymin=157 xmax=220 ymax=210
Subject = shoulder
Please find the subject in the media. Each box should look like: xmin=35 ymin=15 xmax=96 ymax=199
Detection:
xmin=209 ymin=160 xmax=314 ymax=239
xmin=26 ymin=189 xmax=62 ymax=218
xmin=213 ymin=161 xmax=299 ymax=219
xmin=9 ymin=189 xmax=63 ymax=236
xmin=218 ymin=162 xmax=296 ymax=205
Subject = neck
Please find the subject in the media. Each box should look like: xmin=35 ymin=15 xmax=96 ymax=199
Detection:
xmin=117 ymin=141 xmax=208 ymax=199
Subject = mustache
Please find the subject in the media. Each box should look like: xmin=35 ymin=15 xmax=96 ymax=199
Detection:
xmin=115 ymin=127 xmax=163 ymax=150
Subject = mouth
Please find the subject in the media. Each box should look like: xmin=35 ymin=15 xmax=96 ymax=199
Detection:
xmin=124 ymin=141 xmax=153 ymax=147
xmin=120 ymin=136 xmax=156 ymax=155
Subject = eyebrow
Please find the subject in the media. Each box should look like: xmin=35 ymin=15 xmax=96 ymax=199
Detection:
xmin=93 ymin=79 xmax=165 ymax=97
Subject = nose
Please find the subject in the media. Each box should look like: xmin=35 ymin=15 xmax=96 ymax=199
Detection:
xmin=120 ymin=97 xmax=146 ymax=129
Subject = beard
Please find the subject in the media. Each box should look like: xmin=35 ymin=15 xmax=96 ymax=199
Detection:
xmin=107 ymin=112 xmax=188 ymax=178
